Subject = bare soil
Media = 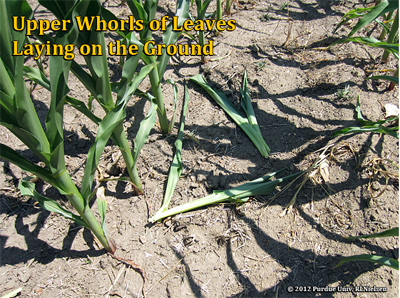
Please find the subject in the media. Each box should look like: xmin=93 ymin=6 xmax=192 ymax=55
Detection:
xmin=1 ymin=0 xmax=399 ymax=297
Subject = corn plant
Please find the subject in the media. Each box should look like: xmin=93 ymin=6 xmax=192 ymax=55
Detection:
xmin=0 ymin=0 xmax=156 ymax=252
xmin=331 ymin=96 xmax=399 ymax=139
xmin=336 ymin=227 xmax=399 ymax=270
xmin=333 ymin=0 xmax=399 ymax=87
xmin=125 ymin=0 xmax=190 ymax=134
xmin=190 ymin=71 xmax=271 ymax=158
xmin=25 ymin=0 xmax=157 ymax=194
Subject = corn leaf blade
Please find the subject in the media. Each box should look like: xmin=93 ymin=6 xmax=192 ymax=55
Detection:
xmin=340 ymin=37 xmax=399 ymax=55
xmin=368 ymin=75 xmax=399 ymax=84
xmin=347 ymin=0 xmax=392 ymax=38
xmin=336 ymin=254 xmax=399 ymax=270
xmin=132 ymin=101 xmax=158 ymax=163
xmin=239 ymin=69 xmax=262 ymax=136
xmin=190 ymin=74 xmax=270 ymax=158
xmin=152 ymin=84 xmax=190 ymax=221
xmin=346 ymin=227 xmax=399 ymax=239
xmin=0 ymin=287 xmax=22 ymax=298
xmin=166 ymin=79 xmax=179 ymax=133
xmin=157 ymin=0 xmax=190 ymax=79
xmin=19 ymin=177 xmax=88 ymax=228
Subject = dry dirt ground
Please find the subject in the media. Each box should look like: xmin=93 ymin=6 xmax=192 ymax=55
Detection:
xmin=1 ymin=0 xmax=399 ymax=297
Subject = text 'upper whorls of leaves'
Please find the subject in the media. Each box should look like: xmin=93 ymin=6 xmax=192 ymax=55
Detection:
xmin=12 ymin=16 xmax=236 ymax=60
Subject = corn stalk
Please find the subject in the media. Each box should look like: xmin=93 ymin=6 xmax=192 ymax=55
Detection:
xmin=0 ymin=0 xmax=156 ymax=252
xmin=30 ymin=0 xmax=155 ymax=194
xmin=125 ymin=0 xmax=190 ymax=134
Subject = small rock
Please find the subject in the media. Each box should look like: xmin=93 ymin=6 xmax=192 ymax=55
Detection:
xmin=139 ymin=235 xmax=147 ymax=244
xmin=16 ymin=269 xmax=31 ymax=283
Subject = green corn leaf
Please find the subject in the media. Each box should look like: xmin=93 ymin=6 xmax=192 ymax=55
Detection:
xmin=197 ymin=0 xmax=212 ymax=18
xmin=149 ymin=171 xmax=301 ymax=222
xmin=331 ymin=124 xmax=399 ymax=138
xmin=354 ymin=96 xmax=379 ymax=126
xmin=340 ymin=37 xmax=399 ymax=55
xmin=70 ymin=61 xmax=97 ymax=96
xmin=21 ymin=65 xmax=102 ymax=126
xmin=23 ymin=66 xmax=50 ymax=90
xmin=239 ymin=69 xmax=262 ymax=136
xmin=331 ymin=96 xmax=399 ymax=138
xmin=334 ymin=0 xmax=398 ymax=37
xmin=95 ymin=186 xmax=115 ymax=251
xmin=65 ymin=96 xmax=101 ymax=125
xmin=347 ymin=0 xmax=394 ymax=38
xmin=190 ymin=74 xmax=270 ymax=158
xmin=19 ymin=177 xmax=88 ymax=228
xmin=381 ymin=10 xmax=398 ymax=62
xmin=132 ymin=101 xmax=158 ymax=163
xmin=44 ymin=1 xmax=90 ymax=175
xmin=0 ymin=2 xmax=51 ymax=165
xmin=116 ymin=32 xmax=144 ymax=103
xmin=346 ymin=227 xmax=399 ymax=239
xmin=0 ymin=144 xmax=61 ymax=188
xmin=0 ymin=0 xmax=32 ymax=74
xmin=368 ymin=75 xmax=399 ymax=84
xmin=166 ymin=79 xmax=179 ymax=133
xmin=152 ymin=84 xmax=190 ymax=221
xmin=15 ymin=55 xmax=51 ymax=160
xmin=336 ymin=254 xmax=399 ymax=270
xmin=157 ymin=0 xmax=190 ymax=79
xmin=0 ymin=287 xmax=22 ymax=298
xmin=80 ymin=2 xmax=115 ymax=112
xmin=125 ymin=0 xmax=148 ymax=27
xmin=333 ymin=6 xmax=374 ymax=34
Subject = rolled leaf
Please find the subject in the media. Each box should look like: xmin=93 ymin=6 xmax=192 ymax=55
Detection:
xmin=152 ymin=84 xmax=190 ymax=221
xmin=190 ymin=74 xmax=270 ymax=158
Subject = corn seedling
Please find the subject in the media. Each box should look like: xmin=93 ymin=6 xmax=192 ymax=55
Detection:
xmin=190 ymin=71 xmax=270 ymax=158
xmin=335 ymin=227 xmax=399 ymax=270
xmin=333 ymin=0 xmax=399 ymax=87
xmin=151 ymin=84 xmax=190 ymax=222
xmin=336 ymin=85 xmax=352 ymax=100
xmin=1 ymin=0 xmax=155 ymax=253
xmin=331 ymin=96 xmax=399 ymax=139
xmin=125 ymin=0 xmax=190 ymax=134
xmin=150 ymin=170 xmax=302 ymax=222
